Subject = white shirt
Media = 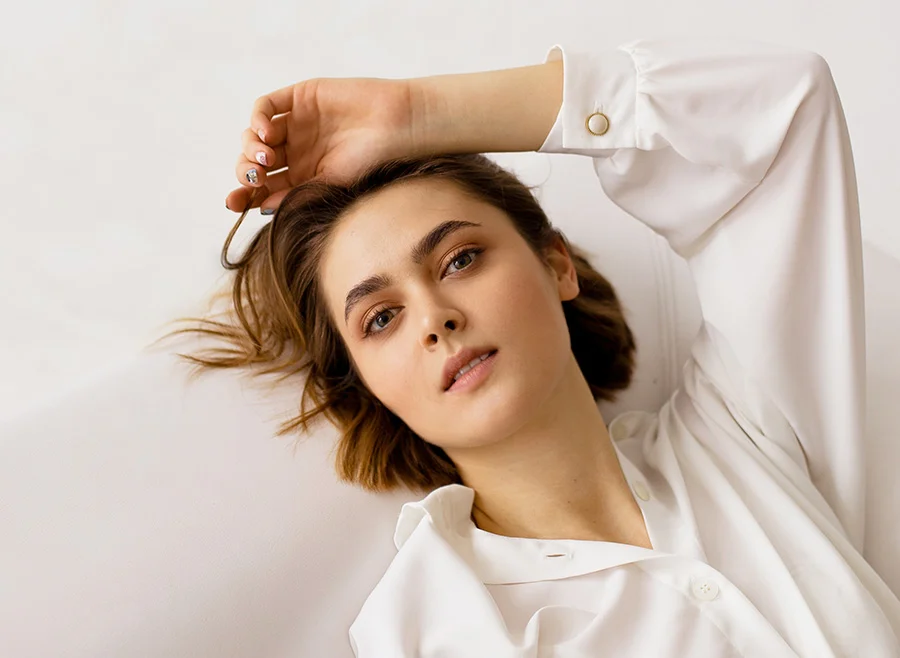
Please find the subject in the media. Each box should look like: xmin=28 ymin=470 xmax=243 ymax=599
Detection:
xmin=348 ymin=37 xmax=900 ymax=657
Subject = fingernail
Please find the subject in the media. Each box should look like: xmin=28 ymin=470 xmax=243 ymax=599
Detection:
xmin=261 ymin=208 xmax=275 ymax=215
xmin=255 ymin=151 xmax=268 ymax=166
xmin=246 ymin=168 xmax=259 ymax=185
xmin=258 ymin=128 xmax=266 ymax=142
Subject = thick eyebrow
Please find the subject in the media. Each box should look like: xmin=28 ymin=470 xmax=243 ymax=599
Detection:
xmin=343 ymin=219 xmax=481 ymax=324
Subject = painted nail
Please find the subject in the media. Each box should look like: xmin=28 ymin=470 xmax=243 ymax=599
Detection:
xmin=258 ymin=128 xmax=266 ymax=143
xmin=246 ymin=168 xmax=258 ymax=185
xmin=255 ymin=151 xmax=268 ymax=166
xmin=261 ymin=208 xmax=275 ymax=215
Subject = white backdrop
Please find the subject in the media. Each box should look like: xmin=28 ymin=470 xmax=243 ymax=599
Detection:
xmin=0 ymin=0 xmax=898 ymax=424
xmin=1 ymin=1 xmax=898 ymax=653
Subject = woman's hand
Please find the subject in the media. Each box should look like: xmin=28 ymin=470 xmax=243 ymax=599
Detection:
xmin=224 ymin=60 xmax=563 ymax=213
xmin=225 ymin=76 xmax=421 ymax=213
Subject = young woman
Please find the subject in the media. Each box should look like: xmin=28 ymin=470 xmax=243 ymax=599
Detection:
xmin=167 ymin=37 xmax=900 ymax=656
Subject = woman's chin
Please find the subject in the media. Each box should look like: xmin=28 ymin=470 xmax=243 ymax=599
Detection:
xmin=436 ymin=386 xmax=544 ymax=450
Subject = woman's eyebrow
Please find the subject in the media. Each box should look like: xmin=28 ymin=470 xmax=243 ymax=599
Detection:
xmin=343 ymin=219 xmax=482 ymax=324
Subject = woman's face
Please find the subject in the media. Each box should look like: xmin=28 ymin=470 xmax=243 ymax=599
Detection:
xmin=319 ymin=177 xmax=579 ymax=452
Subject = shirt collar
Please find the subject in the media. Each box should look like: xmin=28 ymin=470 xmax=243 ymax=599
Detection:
xmin=393 ymin=436 xmax=670 ymax=585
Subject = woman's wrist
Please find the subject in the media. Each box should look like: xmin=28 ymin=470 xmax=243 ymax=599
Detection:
xmin=408 ymin=59 xmax=563 ymax=155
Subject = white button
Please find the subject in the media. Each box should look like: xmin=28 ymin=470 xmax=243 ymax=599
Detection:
xmin=608 ymin=420 xmax=626 ymax=441
xmin=633 ymin=481 xmax=651 ymax=501
xmin=608 ymin=411 xmax=645 ymax=442
xmin=586 ymin=111 xmax=610 ymax=136
xmin=691 ymin=578 xmax=720 ymax=601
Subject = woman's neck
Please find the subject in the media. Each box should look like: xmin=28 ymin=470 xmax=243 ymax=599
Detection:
xmin=449 ymin=354 xmax=650 ymax=546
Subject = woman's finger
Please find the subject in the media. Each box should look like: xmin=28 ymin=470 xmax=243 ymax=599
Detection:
xmin=224 ymin=184 xmax=268 ymax=213
xmin=251 ymin=84 xmax=296 ymax=144
xmin=242 ymin=112 xmax=289 ymax=150
xmin=257 ymin=187 xmax=292 ymax=213
xmin=236 ymin=156 xmax=268 ymax=188
xmin=252 ymin=167 xmax=292 ymax=197
xmin=240 ymin=126 xmax=286 ymax=171
xmin=235 ymin=141 xmax=284 ymax=189
xmin=225 ymin=169 xmax=294 ymax=213
xmin=237 ymin=111 xmax=290 ymax=187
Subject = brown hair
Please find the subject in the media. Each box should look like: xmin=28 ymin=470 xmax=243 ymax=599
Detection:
xmin=152 ymin=153 xmax=636 ymax=494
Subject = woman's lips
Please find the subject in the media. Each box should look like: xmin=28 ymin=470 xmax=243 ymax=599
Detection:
xmin=445 ymin=350 xmax=498 ymax=394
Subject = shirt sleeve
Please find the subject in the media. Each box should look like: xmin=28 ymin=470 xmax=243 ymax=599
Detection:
xmin=537 ymin=38 xmax=867 ymax=549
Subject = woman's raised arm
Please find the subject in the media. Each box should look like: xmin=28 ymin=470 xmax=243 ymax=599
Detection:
xmin=535 ymin=38 xmax=867 ymax=550
xmin=225 ymin=59 xmax=562 ymax=213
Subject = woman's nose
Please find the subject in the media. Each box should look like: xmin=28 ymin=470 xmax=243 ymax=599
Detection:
xmin=420 ymin=305 xmax=465 ymax=347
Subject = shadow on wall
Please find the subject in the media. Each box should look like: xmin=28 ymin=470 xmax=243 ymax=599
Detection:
xmin=860 ymin=240 xmax=900 ymax=596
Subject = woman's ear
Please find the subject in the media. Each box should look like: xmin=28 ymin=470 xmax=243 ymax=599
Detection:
xmin=544 ymin=233 xmax=579 ymax=302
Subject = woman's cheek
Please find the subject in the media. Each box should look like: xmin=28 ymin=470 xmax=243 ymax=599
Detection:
xmin=495 ymin=264 xmax=552 ymax=315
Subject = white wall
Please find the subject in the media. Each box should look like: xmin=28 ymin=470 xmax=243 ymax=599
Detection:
xmin=0 ymin=0 xmax=898 ymax=423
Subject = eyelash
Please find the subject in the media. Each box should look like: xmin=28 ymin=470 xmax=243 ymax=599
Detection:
xmin=361 ymin=246 xmax=485 ymax=337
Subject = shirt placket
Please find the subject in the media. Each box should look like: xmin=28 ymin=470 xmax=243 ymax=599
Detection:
xmin=610 ymin=421 xmax=708 ymax=563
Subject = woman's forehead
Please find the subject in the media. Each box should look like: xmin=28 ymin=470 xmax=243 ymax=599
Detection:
xmin=326 ymin=180 xmax=504 ymax=266
xmin=343 ymin=178 xmax=484 ymax=228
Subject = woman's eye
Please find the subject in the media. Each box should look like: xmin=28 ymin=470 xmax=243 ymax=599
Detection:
xmin=373 ymin=311 xmax=392 ymax=328
xmin=364 ymin=308 xmax=395 ymax=335
xmin=445 ymin=248 xmax=481 ymax=275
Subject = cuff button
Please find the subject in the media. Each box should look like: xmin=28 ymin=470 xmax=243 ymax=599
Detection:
xmin=585 ymin=111 xmax=610 ymax=136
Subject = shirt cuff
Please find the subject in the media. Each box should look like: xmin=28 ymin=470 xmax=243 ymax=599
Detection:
xmin=537 ymin=44 xmax=638 ymax=155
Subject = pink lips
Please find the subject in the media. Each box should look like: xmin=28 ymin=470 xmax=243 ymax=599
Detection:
xmin=445 ymin=350 xmax=498 ymax=394
xmin=442 ymin=346 xmax=497 ymax=392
